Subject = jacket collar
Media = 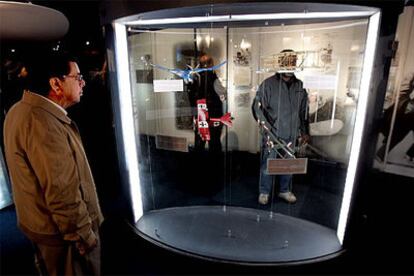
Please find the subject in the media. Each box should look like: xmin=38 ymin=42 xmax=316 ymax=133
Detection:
xmin=22 ymin=91 xmax=72 ymax=124
xmin=275 ymin=73 xmax=298 ymax=82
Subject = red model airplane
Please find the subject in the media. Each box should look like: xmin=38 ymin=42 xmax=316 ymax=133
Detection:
xmin=196 ymin=99 xmax=233 ymax=141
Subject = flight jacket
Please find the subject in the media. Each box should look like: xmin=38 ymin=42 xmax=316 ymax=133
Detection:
xmin=3 ymin=91 xmax=103 ymax=246
xmin=252 ymin=73 xmax=309 ymax=143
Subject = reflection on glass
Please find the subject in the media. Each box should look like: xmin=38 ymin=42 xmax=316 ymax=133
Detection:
xmin=128 ymin=19 xmax=368 ymax=219
xmin=0 ymin=149 xmax=12 ymax=209
xmin=114 ymin=4 xmax=379 ymax=263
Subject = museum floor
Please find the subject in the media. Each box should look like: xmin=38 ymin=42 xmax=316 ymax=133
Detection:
xmin=1 ymin=169 xmax=413 ymax=275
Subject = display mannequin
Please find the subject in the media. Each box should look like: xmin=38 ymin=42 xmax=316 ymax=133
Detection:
xmin=188 ymin=54 xmax=226 ymax=153
xmin=252 ymin=53 xmax=310 ymax=204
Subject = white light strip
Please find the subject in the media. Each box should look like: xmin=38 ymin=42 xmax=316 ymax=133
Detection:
xmin=114 ymin=22 xmax=143 ymax=222
xmin=231 ymin=11 xmax=374 ymax=21
xmin=337 ymin=12 xmax=380 ymax=244
xmin=128 ymin=11 xmax=374 ymax=26
xmin=128 ymin=15 xmax=230 ymax=25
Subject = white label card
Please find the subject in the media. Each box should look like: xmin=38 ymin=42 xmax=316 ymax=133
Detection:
xmin=303 ymin=75 xmax=337 ymax=90
xmin=153 ymin=79 xmax=183 ymax=92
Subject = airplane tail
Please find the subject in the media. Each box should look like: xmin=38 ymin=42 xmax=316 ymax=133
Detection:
xmin=211 ymin=112 xmax=233 ymax=127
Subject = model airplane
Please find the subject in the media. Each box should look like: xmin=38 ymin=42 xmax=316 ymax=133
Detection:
xmin=141 ymin=56 xmax=227 ymax=84
xmin=196 ymin=99 xmax=233 ymax=141
xmin=260 ymin=45 xmax=333 ymax=73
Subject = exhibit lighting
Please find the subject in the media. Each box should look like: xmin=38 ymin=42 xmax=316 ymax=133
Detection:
xmin=129 ymin=11 xmax=375 ymax=26
xmin=196 ymin=35 xmax=202 ymax=46
xmin=231 ymin=11 xmax=375 ymax=21
xmin=114 ymin=22 xmax=143 ymax=222
xmin=350 ymin=44 xmax=360 ymax=52
xmin=129 ymin=15 xmax=230 ymax=25
xmin=240 ymin=38 xmax=251 ymax=49
xmin=337 ymin=12 xmax=380 ymax=244
xmin=205 ymin=34 xmax=211 ymax=47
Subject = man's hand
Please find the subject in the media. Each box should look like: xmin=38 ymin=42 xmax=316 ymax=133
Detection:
xmin=75 ymin=237 xmax=98 ymax=256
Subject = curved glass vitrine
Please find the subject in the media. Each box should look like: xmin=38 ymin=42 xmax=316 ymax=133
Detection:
xmin=0 ymin=149 xmax=12 ymax=209
xmin=111 ymin=2 xmax=381 ymax=264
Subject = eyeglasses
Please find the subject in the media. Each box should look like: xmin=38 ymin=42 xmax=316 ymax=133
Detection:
xmin=63 ymin=74 xmax=84 ymax=81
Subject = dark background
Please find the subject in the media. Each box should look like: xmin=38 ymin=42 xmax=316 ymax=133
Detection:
xmin=1 ymin=0 xmax=414 ymax=275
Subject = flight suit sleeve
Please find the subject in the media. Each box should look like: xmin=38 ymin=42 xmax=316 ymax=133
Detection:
xmin=252 ymin=81 xmax=273 ymax=127
xmin=213 ymin=78 xmax=226 ymax=101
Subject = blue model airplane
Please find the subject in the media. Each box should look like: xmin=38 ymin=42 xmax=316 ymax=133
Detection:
xmin=141 ymin=56 xmax=227 ymax=84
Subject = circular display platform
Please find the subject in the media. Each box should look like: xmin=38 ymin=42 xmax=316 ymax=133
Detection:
xmin=136 ymin=206 xmax=342 ymax=264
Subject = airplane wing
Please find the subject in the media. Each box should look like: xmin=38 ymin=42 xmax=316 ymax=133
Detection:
xmin=151 ymin=63 xmax=177 ymax=73
xmin=151 ymin=63 xmax=188 ymax=81
xmin=210 ymin=60 xmax=227 ymax=70
xmin=194 ymin=60 xmax=227 ymax=73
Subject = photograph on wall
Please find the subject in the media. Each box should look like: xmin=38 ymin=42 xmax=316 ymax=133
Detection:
xmin=233 ymin=47 xmax=251 ymax=66
xmin=233 ymin=66 xmax=251 ymax=87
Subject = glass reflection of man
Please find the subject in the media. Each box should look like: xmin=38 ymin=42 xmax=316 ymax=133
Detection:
xmin=188 ymin=54 xmax=226 ymax=153
xmin=377 ymin=75 xmax=414 ymax=162
xmin=252 ymin=50 xmax=310 ymax=205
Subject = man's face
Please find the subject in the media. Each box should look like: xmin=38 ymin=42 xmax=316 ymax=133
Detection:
xmin=61 ymin=62 xmax=85 ymax=107
xmin=200 ymin=56 xmax=213 ymax=68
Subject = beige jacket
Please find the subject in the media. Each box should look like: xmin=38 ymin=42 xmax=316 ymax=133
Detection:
xmin=3 ymin=91 xmax=103 ymax=246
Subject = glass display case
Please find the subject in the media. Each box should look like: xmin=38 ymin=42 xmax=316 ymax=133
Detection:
xmin=0 ymin=149 xmax=12 ymax=209
xmin=110 ymin=2 xmax=382 ymax=264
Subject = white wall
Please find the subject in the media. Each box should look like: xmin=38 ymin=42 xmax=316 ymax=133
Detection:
xmin=226 ymin=20 xmax=368 ymax=158
xmin=127 ymin=20 xmax=369 ymax=161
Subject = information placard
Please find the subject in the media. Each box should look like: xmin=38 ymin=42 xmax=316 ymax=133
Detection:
xmin=153 ymin=79 xmax=183 ymax=92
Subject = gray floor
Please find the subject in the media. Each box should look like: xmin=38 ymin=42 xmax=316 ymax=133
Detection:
xmin=136 ymin=205 xmax=342 ymax=264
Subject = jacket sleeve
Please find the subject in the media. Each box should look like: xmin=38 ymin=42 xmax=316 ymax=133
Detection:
xmin=253 ymin=82 xmax=268 ymax=121
xmin=213 ymin=78 xmax=226 ymax=101
xmin=27 ymin=112 xmax=95 ymax=246
xmin=251 ymin=83 xmax=262 ymax=122
xmin=299 ymin=89 xmax=310 ymax=136
xmin=252 ymin=81 xmax=276 ymax=127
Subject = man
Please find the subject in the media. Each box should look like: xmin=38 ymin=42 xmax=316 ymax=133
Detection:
xmin=252 ymin=65 xmax=309 ymax=205
xmin=3 ymin=54 xmax=103 ymax=275
xmin=188 ymin=54 xmax=226 ymax=153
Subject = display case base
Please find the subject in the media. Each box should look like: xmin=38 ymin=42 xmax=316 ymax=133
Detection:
xmin=136 ymin=205 xmax=342 ymax=264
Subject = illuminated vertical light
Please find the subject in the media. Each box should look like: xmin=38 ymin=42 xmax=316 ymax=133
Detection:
xmin=114 ymin=22 xmax=143 ymax=222
xmin=337 ymin=12 xmax=380 ymax=244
